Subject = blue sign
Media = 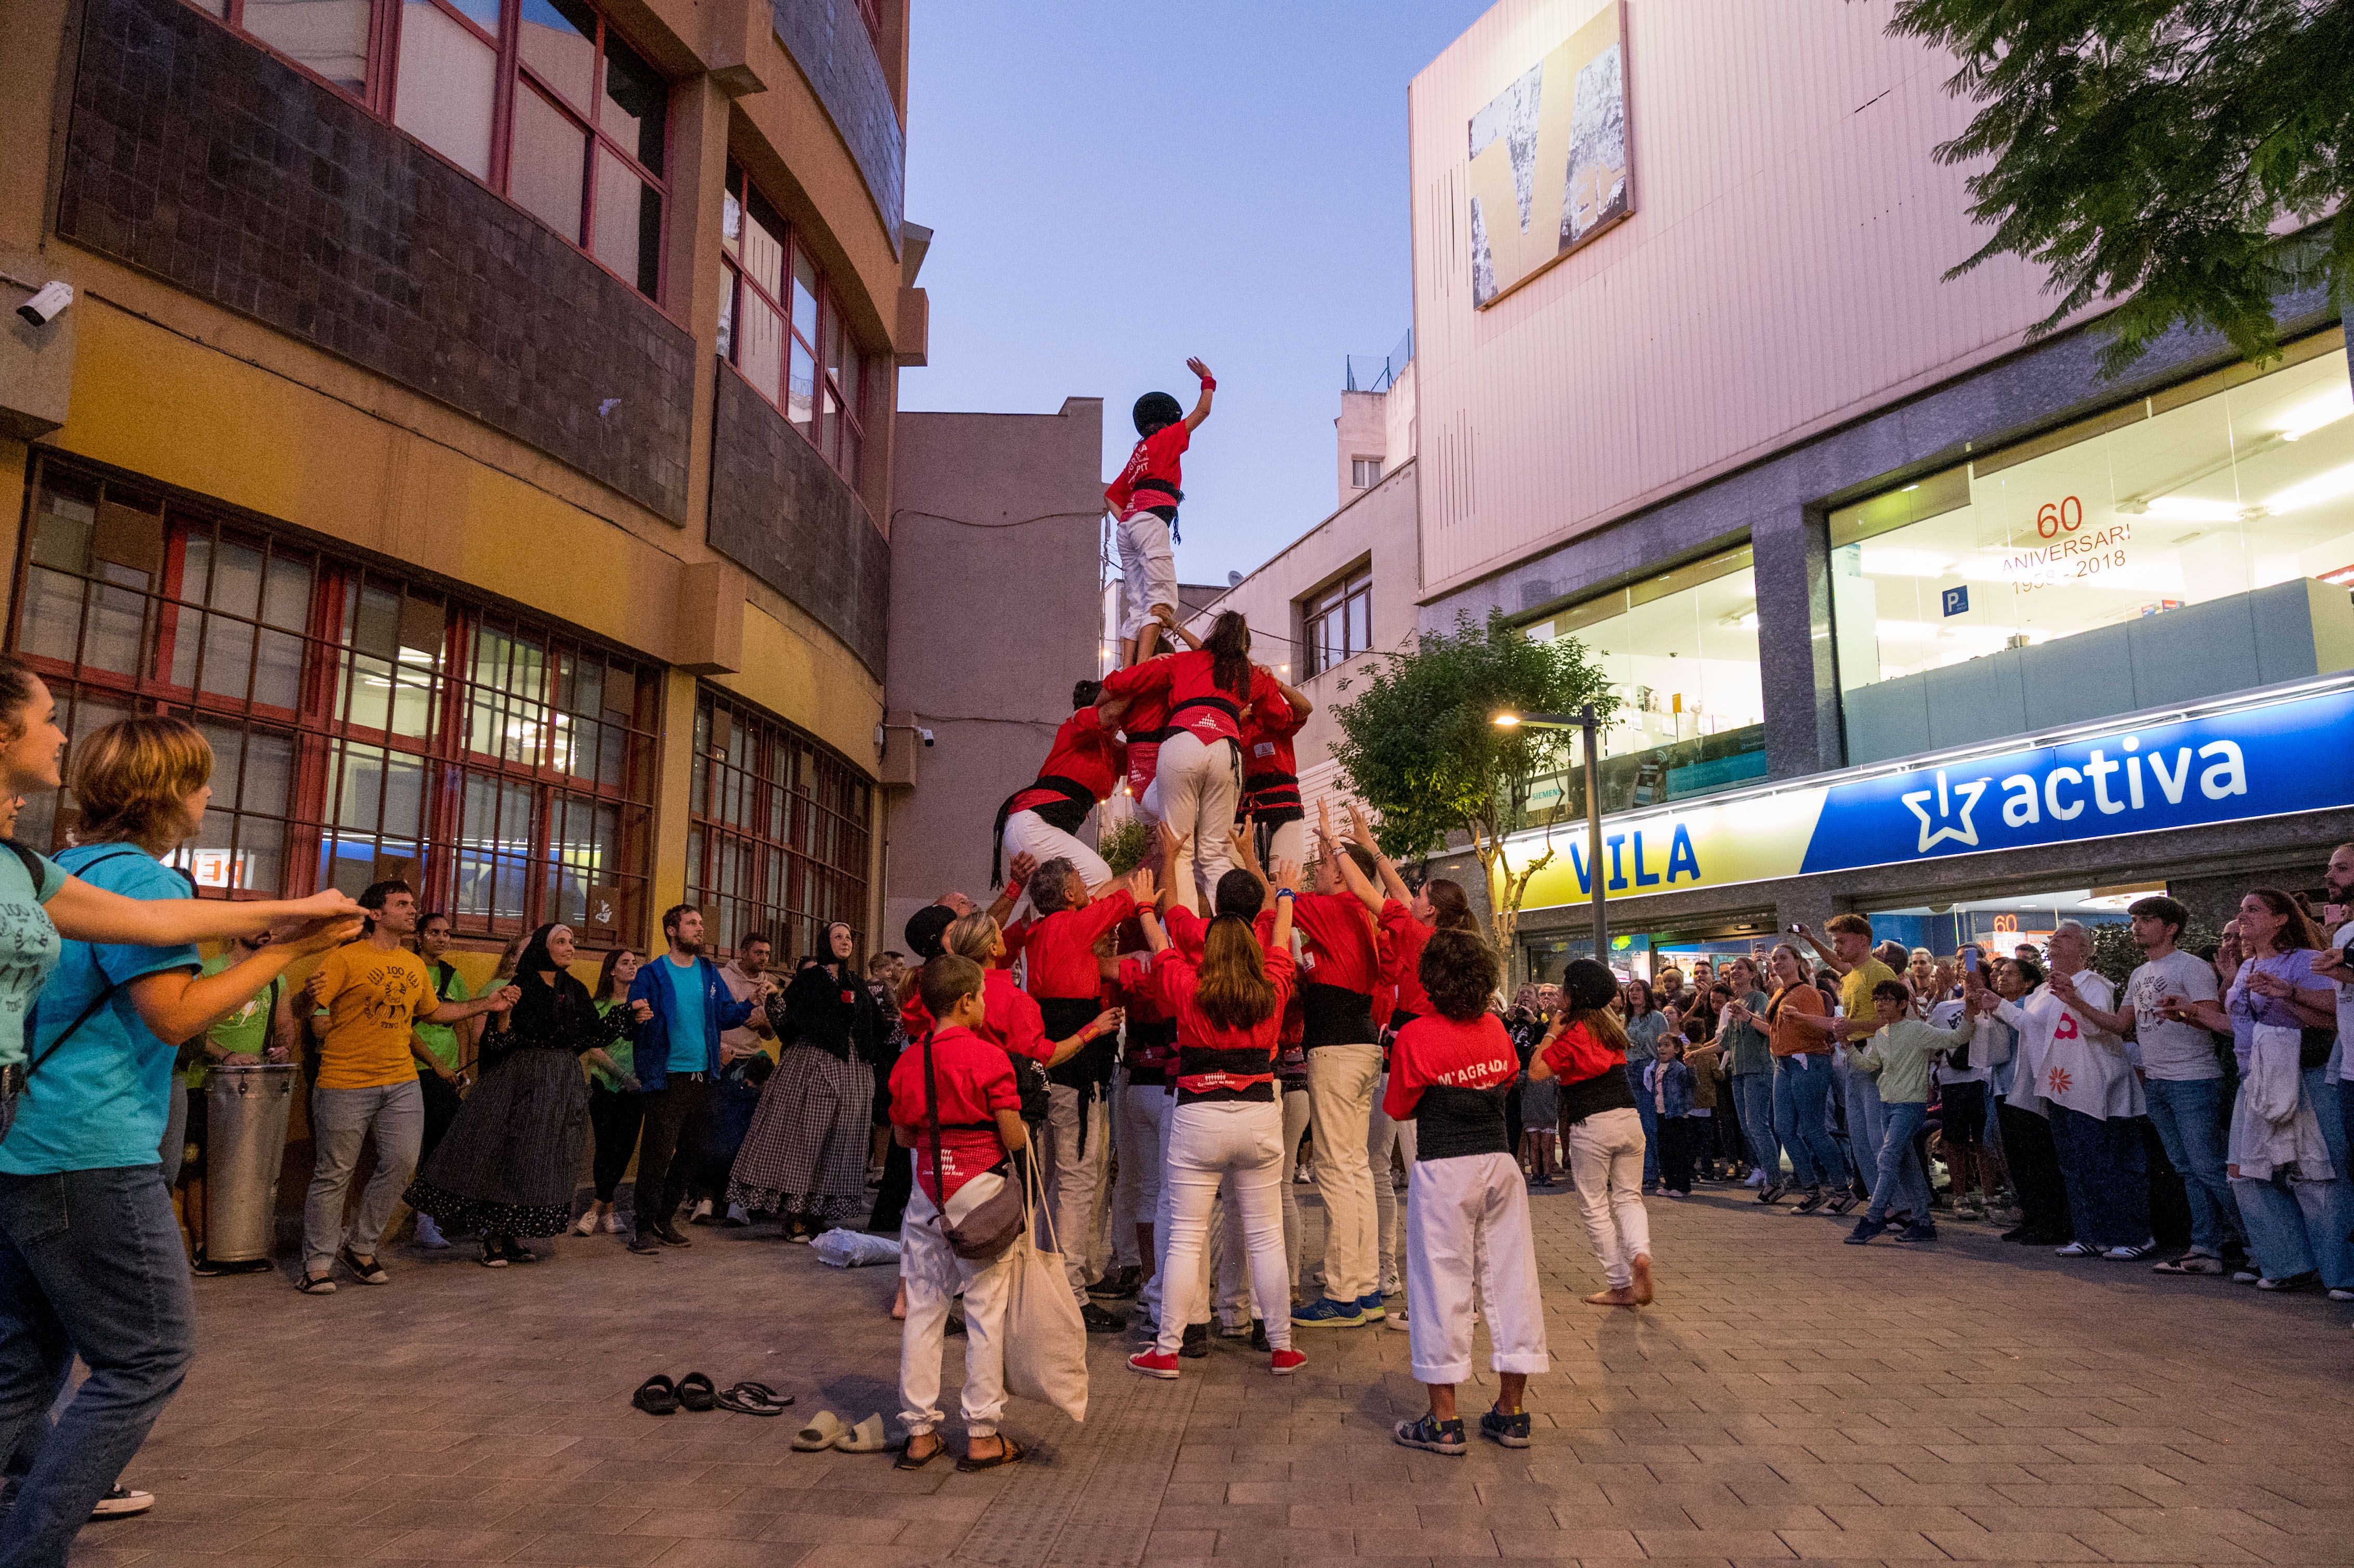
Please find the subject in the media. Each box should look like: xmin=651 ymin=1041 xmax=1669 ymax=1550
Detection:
xmin=1941 ymin=585 xmax=1969 ymax=617
xmin=1798 ymin=687 xmax=2354 ymax=875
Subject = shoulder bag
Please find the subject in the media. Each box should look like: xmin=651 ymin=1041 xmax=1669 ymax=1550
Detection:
xmin=922 ymin=1028 xmax=1027 ymax=1261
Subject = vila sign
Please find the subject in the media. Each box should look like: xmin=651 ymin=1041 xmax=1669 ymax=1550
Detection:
xmin=1516 ymin=687 xmax=2354 ymax=910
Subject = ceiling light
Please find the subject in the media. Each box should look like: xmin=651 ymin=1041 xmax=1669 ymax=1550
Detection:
xmin=2266 ymin=461 xmax=2354 ymax=513
xmin=2140 ymin=496 xmax=2245 ymax=522
xmin=2278 ymin=385 xmax=2353 ymax=441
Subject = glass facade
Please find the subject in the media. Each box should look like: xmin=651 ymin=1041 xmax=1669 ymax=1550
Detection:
xmin=11 ymin=458 xmax=657 ymax=943
xmin=1830 ymin=335 xmax=2354 ymax=764
xmin=1523 ymin=543 xmax=1766 ymax=813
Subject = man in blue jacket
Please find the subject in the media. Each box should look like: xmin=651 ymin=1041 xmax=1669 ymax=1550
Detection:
xmin=625 ymin=905 xmax=765 ymax=1252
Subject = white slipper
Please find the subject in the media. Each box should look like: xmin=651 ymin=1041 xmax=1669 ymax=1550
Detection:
xmin=792 ymin=1410 xmax=842 ymax=1451
xmin=833 ymin=1414 xmax=887 ymax=1453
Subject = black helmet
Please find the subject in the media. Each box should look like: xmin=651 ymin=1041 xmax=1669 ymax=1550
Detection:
xmin=1133 ymin=391 xmax=1183 ymax=435
xmin=1561 ymin=958 xmax=1619 ymax=1013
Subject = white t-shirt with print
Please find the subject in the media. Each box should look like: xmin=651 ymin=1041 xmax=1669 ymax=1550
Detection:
xmin=2126 ymin=948 xmax=2223 ymax=1082
xmin=2332 ymin=918 xmax=2353 ymax=1082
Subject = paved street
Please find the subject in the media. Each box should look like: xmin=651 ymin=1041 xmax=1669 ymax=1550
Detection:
xmin=95 ymin=1180 xmax=2354 ymax=1568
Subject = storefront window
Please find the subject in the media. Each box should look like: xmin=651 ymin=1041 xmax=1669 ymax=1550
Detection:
xmin=1523 ymin=543 xmax=1766 ymax=813
xmin=1830 ymin=334 xmax=2354 ymax=764
xmin=9 ymin=458 xmax=657 ymax=943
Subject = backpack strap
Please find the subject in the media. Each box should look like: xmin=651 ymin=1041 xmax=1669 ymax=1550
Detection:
xmin=922 ymin=1027 xmax=944 ymax=1210
xmin=1 ymin=838 xmax=47 ymax=894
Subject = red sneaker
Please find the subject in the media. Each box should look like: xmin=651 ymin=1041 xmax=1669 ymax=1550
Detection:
xmin=1128 ymin=1350 xmax=1181 ymax=1380
xmin=1269 ymin=1348 xmax=1307 ymax=1376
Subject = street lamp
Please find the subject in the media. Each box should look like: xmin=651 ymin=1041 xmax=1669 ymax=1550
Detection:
xmin=1492 ymin=705 xmax=1607 ymax=968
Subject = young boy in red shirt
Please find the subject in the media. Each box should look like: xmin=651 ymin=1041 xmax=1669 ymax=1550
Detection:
xmin=1384 ymin=930 xmax=1550 ymax=1455
xmin=1107 ymin=359 xmax=1215 ymax=665
xmin=890 ymin=955 xmax=1030 ymax=1473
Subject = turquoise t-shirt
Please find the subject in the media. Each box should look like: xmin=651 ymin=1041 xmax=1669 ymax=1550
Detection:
xmin=664 ymin=957 xmax=707 ymax=1072
xmin=0 ymin=844 xmax=68 ymax=1072
xmin=1 ymin=844 xmax=201 ymax=1174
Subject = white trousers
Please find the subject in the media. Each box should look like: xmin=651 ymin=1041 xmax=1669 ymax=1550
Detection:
xmin=1154 ymin=1099 xmax=1293 ymax=1354
xmin=1110 ymin=1073 xmax=1160 ymax=1268
xmin=1139 ymin=1090 xmax=1249 ymax=1329
xmin=1279 ymin=1087 xmax=1311 ymax=1290
xmin=1305 ymin=1042 xmax=1383 ymax=1303
xmin=1258 ymin=817 xmax=1306 ymax=877
xmin=1405 ymin=1153 xmax=1551 ymax=1386
xmin=1567 ymin=1107 xmax=1652 ymax=1289
xmin=1118 ymin=511 xmax=1179 ymax=642
xmin=898 ymin=1185 xmax=1014 ymax=1436
xmin=1001 ymin=807 xmax=1111 ymax=894
xmin=1369 ymin=1071 xmax=1420 ymax=1295
xmin=1156 ymin=731 xmax=1240 ymax=915
xmin=1039 ymin=1083 xmax=1110 ymax=1301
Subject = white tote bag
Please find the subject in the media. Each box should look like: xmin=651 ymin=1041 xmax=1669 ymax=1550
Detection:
xmin=1000 ymin=1154 xmax=1089 ymax=1422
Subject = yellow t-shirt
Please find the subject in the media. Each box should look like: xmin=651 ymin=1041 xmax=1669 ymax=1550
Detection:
xmin=311 ymin=944 xmax=439 ymax=1090
xmin=1841 ymin=957 xmax=1899 ymax=1024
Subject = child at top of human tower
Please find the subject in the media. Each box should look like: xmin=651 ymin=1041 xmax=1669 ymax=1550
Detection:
xmin=1108 ymin=358 xmax=1215 ymax=665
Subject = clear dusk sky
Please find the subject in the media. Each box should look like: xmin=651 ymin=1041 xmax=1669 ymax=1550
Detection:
xmin=899 ymin=0 xmax=1493 ymax=587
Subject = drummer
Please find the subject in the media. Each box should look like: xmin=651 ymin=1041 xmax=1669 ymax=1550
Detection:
xmin=185 ymin=929 xmax=302 ymax=1268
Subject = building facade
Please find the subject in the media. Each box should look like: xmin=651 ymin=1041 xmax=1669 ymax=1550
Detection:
xmin=1406 ymin=0 xmax=2354 ymax=975
xmin=1 ymin=0 xmax=942 ymax=964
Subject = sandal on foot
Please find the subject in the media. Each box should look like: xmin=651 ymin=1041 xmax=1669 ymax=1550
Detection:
xmin=792 ymin=1410 xmax=843 ymax=1451
xmin=294 ymin=1272 xmax=337 ymax=1295
xmin=895 ymin=1434 xmax=946 ymax=1471
xmin=833 ymin=1414 xmax=887 ymax=1452
xmin=675 ymin=1371 xmax=716 ymax=1412
xmin=956 ymin=1435 xmax=1025 ymax=1472
xmin=631 ymin=1375 xmax=679 ymax=1416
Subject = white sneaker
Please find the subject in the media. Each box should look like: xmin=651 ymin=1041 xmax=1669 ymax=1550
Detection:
xmin=690 ymin=1198 xmax=715 ymax=1224
xmin=605 ymin=1211 xmax=629 ymax=1234
xmin=1745 ymin=1169 xmax=1766 ymax=1188
xmin=89 ymin=1486 xmax=153 ymax=1520
xmin=724 ymin=1203 xmax=751 ymax=1227
xmin=414 ymin=1214 xmax=451 ymax=1249
xmin=572 ymin=1210 xmax=598 ymax=1236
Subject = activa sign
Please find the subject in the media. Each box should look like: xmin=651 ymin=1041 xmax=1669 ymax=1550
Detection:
xmin=1515 ymin=687 xmax=2354 ymax=911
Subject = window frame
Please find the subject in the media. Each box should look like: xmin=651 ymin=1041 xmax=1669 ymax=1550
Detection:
xmin=9 ymin=454 xmax=659 ymax=946
xmin=180 ymin=0 xmax=672 ymax=306
xmin=718 ymin=161 xmax=871 ymax=490
xmin=1298 ymin=561 xmax=1374 ymax=678
xmin=1350 ymin=456 xmax=1383 ymax=489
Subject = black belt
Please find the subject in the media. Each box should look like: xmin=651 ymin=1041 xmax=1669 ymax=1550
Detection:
xmin=1128 ymin=726 xmax=1173 ymax=745
xmin=992 ymin=773 xmax=1096 ymax=885
xmin=1170 ymin=695 xmax=1242 ymax=727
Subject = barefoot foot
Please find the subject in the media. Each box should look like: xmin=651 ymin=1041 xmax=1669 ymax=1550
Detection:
xmin=1631 ymin=1253 xmax=1655 ymax=1306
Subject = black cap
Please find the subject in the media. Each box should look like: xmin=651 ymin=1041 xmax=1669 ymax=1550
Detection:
xmin=904 ymin=905 xmax=957 ymax=961
xmin=1561 ymin=958 xmax=1619 ymax=1012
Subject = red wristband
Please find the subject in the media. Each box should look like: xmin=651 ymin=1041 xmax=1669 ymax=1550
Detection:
xmin=1199 ymin=376 xmax=1216 ymax=391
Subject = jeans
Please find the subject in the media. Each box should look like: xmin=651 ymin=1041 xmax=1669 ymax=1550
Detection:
xmin=1154 ymin=1100 xmax=1290 ymax=1355
xmin=1630 ymin=1090 xmax=1660 ymax=1189
xmin=0 ymin=1166 xmax=195 ymax=1568
xmin=1304 ymin=1043 xmax=1382 ymax=1303
xmin=2142 ymin=1075 xmax=2240 ymax=1257
xmin=2237 ymin=1067 xmax=2354 ymax=1288
xmin=1656 ymin=1115 xmax=1695 ymax=1194
xmin=1772 ymin=1055 xmax=1841 ymax=1188
xmin=1866 ymin=1101 xmax=1930 ymax=1223
xmin=1997 ymin=1101 xmax=2072 ymax=1238
xmin=632 ymin=1077 xmax=710 ymax=1236
xmin=157 ymin=1084 xmax=190 ymax=1187
xmin=1839 ymin=1057 xmax=1887 ymax=1194
xmin=302 ymin=1079 xmax=424 ymax=1274
xmin=1732 ymin=1073 xmax=1780 ymax=1180
xmin=2046 ymin=1103 xmax=2151 ymax=1250
xmin=586 ymin=1084 xmax=644 ymax=1205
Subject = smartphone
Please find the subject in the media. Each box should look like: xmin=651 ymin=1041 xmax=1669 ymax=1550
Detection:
xmin=1963 ymin=948 xmax=1980 ymax=974
xmin=1787 ymin=923 xmax=1802 ymax=935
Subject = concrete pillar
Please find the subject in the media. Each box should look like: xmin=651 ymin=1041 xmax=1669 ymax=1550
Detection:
xmin=1751 ymin=506 xmax=1841 ymax=781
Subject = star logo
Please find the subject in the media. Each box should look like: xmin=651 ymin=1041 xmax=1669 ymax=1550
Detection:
xmin=2046 ymin=1065 xmax=2073 ymax=1097
xmin=1901 ymin=770 xmax=1990 ymax=854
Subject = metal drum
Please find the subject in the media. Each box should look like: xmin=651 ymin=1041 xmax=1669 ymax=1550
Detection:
xmin=205 ymin=1063 xmax=297 ymax=1264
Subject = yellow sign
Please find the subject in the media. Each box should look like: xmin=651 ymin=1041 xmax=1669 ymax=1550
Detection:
xmin=1515 ymin=787 xmax=1828 ymax=911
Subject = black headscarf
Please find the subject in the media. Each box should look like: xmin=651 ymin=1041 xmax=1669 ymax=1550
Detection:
xmin=774 ymin=924 xmax=886 ymax=1064
xmin=506 ymin=922 xmax=619 ymax=1055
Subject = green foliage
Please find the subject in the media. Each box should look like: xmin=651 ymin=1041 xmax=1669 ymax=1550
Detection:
xmin=2084 ymin=911 xmax=2221 ymax=990
xmin=1328 ymin=610 xmax=1617 ymax=944
xmin=1097 ymin=815 xmax=1153 ymax=878
xmin=1884 ymin=0 xmax=2354 ymax=373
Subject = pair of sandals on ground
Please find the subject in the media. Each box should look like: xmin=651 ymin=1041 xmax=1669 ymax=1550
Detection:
xmin=631 ymin=1373 xmax=793 ymax=1417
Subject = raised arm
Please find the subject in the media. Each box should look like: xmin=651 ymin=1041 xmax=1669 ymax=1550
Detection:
xmin=47 ymin=881 xmax=363 ymax=950
xmin=428 ymin=985 xmax=518 ymax=1025
xmin=1182 ymin=358 xmax=1215 ymax=431
xmin=1790 ymin=923 xmax=1849 ymax=975
xmin=986 ymin=852 xmax=1036 ymax=928
xmin=1346 ymin=803 xmax=1412 ymax=906
xmin=1268 ymin=858 xmax=1299 ymax=952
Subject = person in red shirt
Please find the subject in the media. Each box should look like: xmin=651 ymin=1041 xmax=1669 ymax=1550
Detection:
xmin=1127 ymin=862 xmax=1308 ymax=1381
xmin=1528 ymin=959 xmax=1654 ymax=1309
xmin=1383 ymin=929 xmax=1550 ymax=1456
xmin=1100 ymin=914 xmax=1173 ymax=1306
xmin=1108 ymin=359 xmax=1215 ymax=665
xmin=889 ymin=955 xmax=1030 ymax=1472
xmin=990 ymin=681 xmax=1129 ymax=895
xmin=1239 ymin=668 xmax=1313 ymax=871
xmin=1102 ymin=614 xmax=1292 ymax=916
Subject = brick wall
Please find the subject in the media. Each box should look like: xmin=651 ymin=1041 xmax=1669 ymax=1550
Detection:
xmin=56 ymin=0 xmax=694 ymax=522
xmin=771 ymin=0 xmax=904 ymax=249
xmin=709 ymin=364 xmax=890 ymax=678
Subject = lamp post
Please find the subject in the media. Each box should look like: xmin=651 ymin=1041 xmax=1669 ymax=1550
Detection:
xmin=1492 ymin=706 xmax=1607 ymax=969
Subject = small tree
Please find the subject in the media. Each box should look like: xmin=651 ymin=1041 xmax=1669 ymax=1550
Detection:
xmin=1329 ymin=611 xmax=1617 ymax=951
xmin=1885 ymin=0 xmax=2354 ymax=373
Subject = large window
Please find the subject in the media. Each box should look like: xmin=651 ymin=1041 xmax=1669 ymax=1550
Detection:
xmin=1829 ymin=335 xmax=2354 ymax=764
xmin=11 ymin=459 xmax=658 ymax=945
xmin=183 ymin=0 xmax=669 ymax=299
xmin=718 ymin=164 xmax=872 ymax=489
xmin=1523 ymin=544 xmax=1766 ymax=813
xmin=1300 ymin=564 xmax=1372 ymax=677
xmin=686 ymin=688 xmax=872 ymax=963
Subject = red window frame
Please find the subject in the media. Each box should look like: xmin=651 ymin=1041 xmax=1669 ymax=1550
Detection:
xmin=718 ymin=162 xmax=871 ymax=491
xmin=9 ymin=454 xmax=659 ymax=947
xmin=178 ymin=0 xmax=670 ymax=305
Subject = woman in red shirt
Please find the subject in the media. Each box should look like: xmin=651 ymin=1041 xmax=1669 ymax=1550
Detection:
xmin=1100 ymin=612 xmax=1286 ymax=915
xmin=1528 ymin=959 xmax=1654 ymax=1309
xmin=1127 ymin=861 xmax=1307 ymax=1381
xmin=990 ymin=680 xmax=1129 ymax=895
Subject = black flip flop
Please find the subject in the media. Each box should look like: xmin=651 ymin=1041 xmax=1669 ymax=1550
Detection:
xmin=676 ymin=1371 xmax=717 ymax=1412
xmin=895 ymin=1434 xmax=946 ymax=1471
xmin=956 ymin=1435 xmax=1025 ymax=1473
xmin=716 ymin=1382 xmax=787 ymax=1416
xmin=733 ymin=1379 xmax=793 ymax=1408
xmin=631 ymin=1375 xmax=678 ymax=1416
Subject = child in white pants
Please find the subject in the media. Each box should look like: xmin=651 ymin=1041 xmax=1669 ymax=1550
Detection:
xmin=1384 ymin=930 xmax=1549 ymax=1454
xmin=1532 ymin=958 xmax=1656 ymax=1310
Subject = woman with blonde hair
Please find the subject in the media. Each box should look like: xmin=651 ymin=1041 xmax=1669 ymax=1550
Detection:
xmin=0 ymin=697 xmax=359 ymax=1559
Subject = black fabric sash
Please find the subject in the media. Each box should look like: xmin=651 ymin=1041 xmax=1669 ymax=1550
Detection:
xmin=1413 ymin=1083 xmax=1512 ymax=1162
xmin=1301 ymin=979 xmax=1377 ymax=1049
xmin=1170 ymin=695 xmax=1241 ymax=728
xmin=1039 ymin=997 xmax=1113 ymax=1091
xmin=1558 ymin=1067 xmax=1637 ymax=1126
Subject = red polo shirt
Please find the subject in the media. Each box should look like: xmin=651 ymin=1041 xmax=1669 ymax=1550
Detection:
xmin=888 ymin=1024 xmax=1019 ymax=1204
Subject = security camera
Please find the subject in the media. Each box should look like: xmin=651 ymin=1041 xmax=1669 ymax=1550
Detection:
xmin=15 ymin=281 xmax=72 ymax=327
xmin=918 ymin=727 xmax=935 ymax=747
